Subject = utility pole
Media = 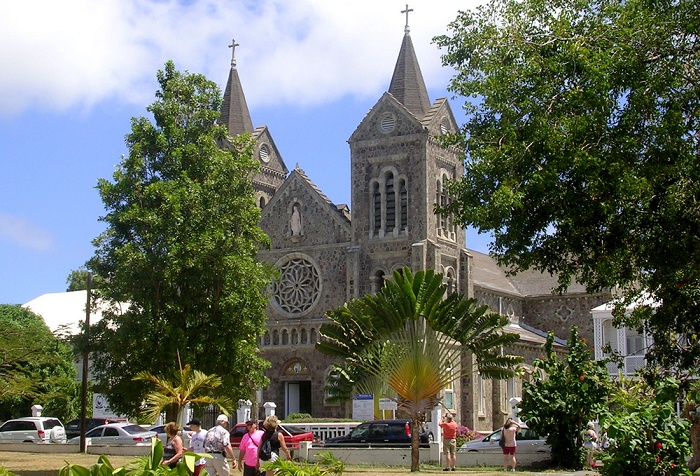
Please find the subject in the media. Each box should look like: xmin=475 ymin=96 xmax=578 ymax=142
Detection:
xmin=79 ymin=272 xmax=92 ymax=453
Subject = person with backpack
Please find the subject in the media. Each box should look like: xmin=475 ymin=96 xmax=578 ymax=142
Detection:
xmin=259 ymin=415 xmax=291 ymax=475
xmin=204 ymin=414 xmax=237 ymax=476
xmin=237 ymin=419 xmax=263 ymax=476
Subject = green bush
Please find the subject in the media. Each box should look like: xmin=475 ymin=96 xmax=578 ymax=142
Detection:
xmin=599 ymin=377 xmax=691 ymax=476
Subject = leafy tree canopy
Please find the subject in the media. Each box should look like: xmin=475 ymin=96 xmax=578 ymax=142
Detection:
xmin=519 ymin=327 xmax=612 ymax=469
xmin=435 ymin=0 xmax=700 ymax=371
xmin=87 ymin=61 xmax=272 ymax=418
xmin=0 ymin=304 xmax=79 ymax=422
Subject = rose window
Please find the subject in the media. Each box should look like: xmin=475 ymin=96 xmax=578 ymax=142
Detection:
xmin=271 ymin=254 xmax=321 ymax=317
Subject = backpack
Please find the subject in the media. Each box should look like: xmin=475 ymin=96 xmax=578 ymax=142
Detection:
xmin=258 ymin=432 xmax=273 ymax=461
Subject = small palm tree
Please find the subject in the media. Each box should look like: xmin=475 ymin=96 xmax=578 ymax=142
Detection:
xmin=317 ymin=267 xmax=522 ymax=471
xmin=134 ymin=355 xmax=233 ymax=427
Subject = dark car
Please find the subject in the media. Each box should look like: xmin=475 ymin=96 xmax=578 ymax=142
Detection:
xmin=64 ymin=418 xmax=125 ymax=440
xmin=323 ymin=420 xmax=431 ymax=447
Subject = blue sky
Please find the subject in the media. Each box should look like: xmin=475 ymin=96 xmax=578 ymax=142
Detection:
xmin=0 ymin=0 xmax=493 ymax=305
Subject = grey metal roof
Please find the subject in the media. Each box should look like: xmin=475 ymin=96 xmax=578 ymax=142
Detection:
xmin=470 ymin=249 xmax=522 ymax=296
xmin=388 ymin=31 xmax=431 ymax=120
xmin=219 ymin=66 xmax=254 ymax=136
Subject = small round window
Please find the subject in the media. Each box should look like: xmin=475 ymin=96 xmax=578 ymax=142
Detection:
xmin=259 ymin=144 xmax=270 ymax=163
xmin=379 ymin=112 xmax=396 ymax=134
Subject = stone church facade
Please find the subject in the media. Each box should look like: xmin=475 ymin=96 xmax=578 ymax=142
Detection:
xmin=218 ymin=25 xmax=610 ymax=434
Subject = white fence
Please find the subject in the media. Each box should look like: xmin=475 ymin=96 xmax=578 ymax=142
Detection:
xmin=284 ymin=421 xmax=360 ymax=443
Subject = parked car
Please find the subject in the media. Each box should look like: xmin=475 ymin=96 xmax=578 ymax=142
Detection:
xmin=230 ymin=421 xmax=314 ymax=450
xmin=323 ymin=420 xmax=432 ymax=447
xmin=459 ymin=423 xmax=550 ymax=454
xmin=64 ymin=418 xmax=125 ymax=440
xmin=149 ymin=424 xmax=192 ymax=445
xmin=67 ymin=422 xmax=156 ymax=446
xmin=0 ymin=417 xmax=66 ymax=444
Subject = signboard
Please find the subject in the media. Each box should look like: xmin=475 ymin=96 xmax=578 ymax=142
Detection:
xmin=379 ymin=398 xmax=397 ymax=411
xmin=93 ymin=393 xmax=123 ymax=419
xmin=352 ymin=393 xmax=374 ymax=421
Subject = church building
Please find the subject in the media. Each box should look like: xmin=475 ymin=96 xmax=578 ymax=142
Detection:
xmin=218 ymin=19 xmax=610 ymax=433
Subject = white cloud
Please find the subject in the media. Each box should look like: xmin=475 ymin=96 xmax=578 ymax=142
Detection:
xmin=0 ymin=0 xmax=479 ymax=116
xmin=0 ymin=214 xmax=54 ymax=252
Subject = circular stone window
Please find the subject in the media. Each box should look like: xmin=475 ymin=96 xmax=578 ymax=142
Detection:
xmin=379 ymin=112 xmax=396 ymax=134
xmin=259 ymin=144 xmax=270 ymax=163
xmin=270 ymin=254 xmax=322 ymax=317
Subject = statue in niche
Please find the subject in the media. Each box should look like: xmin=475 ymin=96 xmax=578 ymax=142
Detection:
xmin=290 ymin=203 xmax=303 ymax=237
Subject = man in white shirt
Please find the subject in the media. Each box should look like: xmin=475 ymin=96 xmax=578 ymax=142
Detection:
xmin=187 ymin=418 xmax=208 ymax=476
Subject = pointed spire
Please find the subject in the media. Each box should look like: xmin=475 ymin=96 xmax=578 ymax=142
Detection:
xmin=219 ymin=38 xmax=254 ymax=136
xmin=388 ymin=6 xmax=431 ymax=119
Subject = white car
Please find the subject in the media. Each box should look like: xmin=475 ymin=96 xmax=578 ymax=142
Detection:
xmin=459 ymin=424 xmax=550 ymax=454
xmin=67 ymin=422 xmax=156 ymax=446
xmin=0 ymin=417 xmax=66 ymax=444
xmin=148 ymin=424 xmax=192 ymax=445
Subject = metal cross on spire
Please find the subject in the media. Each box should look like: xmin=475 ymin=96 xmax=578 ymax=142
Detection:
xmin=401 ymin=4 xmax=413 ymax=33
xmin=228 ymin=39 xmax=240 ymax=67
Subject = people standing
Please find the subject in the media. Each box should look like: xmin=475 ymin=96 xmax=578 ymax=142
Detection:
xmin=187 ymin=418 xmax=208 ymax=476
xmin=583 ymin=422 xmax=599 ymax=469
xmin=439 ymin=413 xmax=458 ymax=471
xmin=162 ymin=422 xmax=184 ymax=468
xmin=237 ymin=419 xmax=264 ymax=476
xmin=261 ymin=415 xmax=291 ymax=476
xmin=204 ymin=414 xmax=237 ymax=476
xmin=502 ymin=417 xmax=521 ymax=472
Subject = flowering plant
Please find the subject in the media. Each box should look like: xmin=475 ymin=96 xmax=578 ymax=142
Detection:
xmin=455 ymin=425 xmax=481 ymax=448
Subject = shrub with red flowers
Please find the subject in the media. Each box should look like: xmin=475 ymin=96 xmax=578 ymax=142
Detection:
xmin=455 ymin=425 xmax=480 ymax=448
xmin=598 ymin=377 xmax=690 ymax=476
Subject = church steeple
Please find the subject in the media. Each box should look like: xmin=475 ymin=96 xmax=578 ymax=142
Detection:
xmin=219 ymin=39 xmax=254 ymax=136
xmin=387 ymin=6 xmax=431 ymax=119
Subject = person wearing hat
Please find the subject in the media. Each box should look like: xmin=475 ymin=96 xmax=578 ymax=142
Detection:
xmin=439 ymin=413 xmax=458 ymax=471
xmin=187 ymin=418 xmax=207 ymax=476
xmin=237 ymin=419 xmax=264 ymax=476
xmin=204 ymin=414 xmax=237 ymax=476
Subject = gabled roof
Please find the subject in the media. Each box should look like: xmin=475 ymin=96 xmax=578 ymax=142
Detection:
xmin=22 ymin=291 xmax=121 ymax=336
xmin=470 ymin=250 xmax=522 ymax=296
xmin=219 ymin=65 xmax=254 ymax=136
xmin=292 ymin=168 xmax=350 ymax=225
xmin=388 ymin=31 xmax=431 ymax=120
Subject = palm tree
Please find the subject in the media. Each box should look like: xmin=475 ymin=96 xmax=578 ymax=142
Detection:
xmin=134 ymin=355 xmax=234 ymax=427
xmin=317 ymin=267 xmax=522 ymax=471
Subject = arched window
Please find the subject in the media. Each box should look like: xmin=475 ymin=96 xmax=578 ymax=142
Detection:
xmin=263 ymin=332 xmax=270 ymax=346
xmin=291 ymin=329 xmax=298 ymax=345
xmin=273 ymin=330 xmax=279 ymax=345
xmin=371 ymin=269 xmax=386 ymax=294
xmin=399 ymin=178 xmax=407 ymax=231
xmin=282 ymin=329 xmax=289 ymax=345
xmin=369 ymin=167 xmax=408 ymax=239
xmin=259 ymin=196 xmax=266 ymax=208
xmin=385 ymin=172 xmax=395 ymax=233
xmin=372 ymin=182 xmax=381 ymax=235
xmin=309 ymin=328 xmax=317 ymax=344
xmin=301 ymin=328 xmax=308 ymax=344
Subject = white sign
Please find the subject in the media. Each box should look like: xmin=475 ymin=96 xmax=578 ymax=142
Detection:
xmin=352 ymin=394 xmax=374 ymax=420
xmin=379 ymin=398 xmax=397 ymax=411
xmin=93 ymin=393 xmax=122 ymax=419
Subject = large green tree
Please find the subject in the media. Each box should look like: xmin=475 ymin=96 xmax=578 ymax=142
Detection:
xmin=87 ymin=61 xmax=272 ymax=418
xmin=434 ymin=0 xmax=700 ymax=371
xmin=519 ymin=327 xmax=612 ymax=469
xmin=317 ymin=267 xmax=521 ymax=471
xmin=0 ymin=305 xmax=80 ymax=422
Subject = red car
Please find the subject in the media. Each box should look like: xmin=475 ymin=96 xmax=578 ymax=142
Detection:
xmin=230 ymin=421 xmax=314 ymax=450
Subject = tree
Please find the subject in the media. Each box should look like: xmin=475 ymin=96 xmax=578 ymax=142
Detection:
xmin=134 ymin=358 xmax=233 ymax=426
xmin=87 ymin=61 xmax=272 ymax=418
xmin=434 ymin=0 xmax=700 ymax=372
xmin=0 ymin=305 xmax=80 ymax=422
xmin=317 ymin=267 xmax=521 ymax=471
xmin=65 ymin=267 xmax=103 ymax=292
xmin=519 ymin=327 xmax=612 ymax=469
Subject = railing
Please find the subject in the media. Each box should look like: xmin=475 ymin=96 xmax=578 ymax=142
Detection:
xmin=284 ymin=422 xmax=360 ymax=443
xmin=605 ymin=355 xmax=646 ymax=376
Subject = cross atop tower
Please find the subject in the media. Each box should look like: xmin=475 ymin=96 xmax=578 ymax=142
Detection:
xmin=228 ymin=39 xmax=240 ymax=67
xmin=401 ymin=4 xmax=413 ymax=33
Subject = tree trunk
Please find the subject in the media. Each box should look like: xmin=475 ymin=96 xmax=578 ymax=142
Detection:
xmin=683 ymin=403 xmax=700 ymax=472
xmin=411 ymin=416 xmax=420 ymax=472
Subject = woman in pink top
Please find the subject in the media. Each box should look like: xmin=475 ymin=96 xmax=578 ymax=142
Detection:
xmin=237 ymin=420 xmax=264 ymax=476
xmin=501 ymin=418 xmax=521 ymax=472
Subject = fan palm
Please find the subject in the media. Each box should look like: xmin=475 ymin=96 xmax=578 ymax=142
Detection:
xmin=317 ymin=267 xmax=522 ymax=471
xmin=134 ymin=357 xmax=233 ymax=427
